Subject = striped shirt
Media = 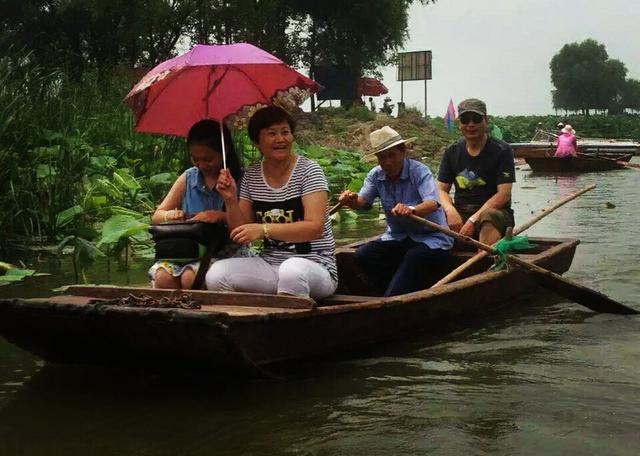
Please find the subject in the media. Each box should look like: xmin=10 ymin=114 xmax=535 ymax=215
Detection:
xmin=239 ymin=155 xmax=337 ymax=281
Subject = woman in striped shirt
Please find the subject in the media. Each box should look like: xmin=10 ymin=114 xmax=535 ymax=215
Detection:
xmin=206 ymin=106 xmax=337 ymax=300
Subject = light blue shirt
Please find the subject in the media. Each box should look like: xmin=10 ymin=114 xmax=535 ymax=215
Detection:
xmin=359 ymin=159 xmax=454 ymax=250
xmin=181 ymin=167 xmax=224 ymax=218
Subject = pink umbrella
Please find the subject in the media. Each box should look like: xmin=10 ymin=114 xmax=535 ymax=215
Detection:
xmin=125 ymin=43 xmax=321 ymax=166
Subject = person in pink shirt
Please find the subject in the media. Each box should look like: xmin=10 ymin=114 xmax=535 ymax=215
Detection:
xmin=554 ymin=125 xmax=578 ymax=157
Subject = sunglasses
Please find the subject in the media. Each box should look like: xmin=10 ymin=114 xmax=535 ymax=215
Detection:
xmin=459 ymin=112 xmax=485 ymax=124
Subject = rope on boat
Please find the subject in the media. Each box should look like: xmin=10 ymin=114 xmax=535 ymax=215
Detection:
xmin=91 ymin=293 xmax=201 ymax=309
xmin=490 ymin=235 xmax=537 ymax=271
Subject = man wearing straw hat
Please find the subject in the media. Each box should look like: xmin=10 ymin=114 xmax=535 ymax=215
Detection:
xmin=437 ymin=98 xmax=515 ymax=246
xmin=338 ymin=126 xmax=453 ymax=296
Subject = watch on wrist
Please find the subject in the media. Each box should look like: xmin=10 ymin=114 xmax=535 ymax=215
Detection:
xmin=408 ymin=205 xmax=416 ymax=214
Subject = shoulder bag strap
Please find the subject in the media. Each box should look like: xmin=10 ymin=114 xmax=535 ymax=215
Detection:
xmin=191 ymin=223 xmax=227 ymax=290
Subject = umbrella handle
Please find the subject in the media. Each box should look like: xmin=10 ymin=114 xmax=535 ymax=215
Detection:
xmin=219 ymin=121 xmax=227 ymax=169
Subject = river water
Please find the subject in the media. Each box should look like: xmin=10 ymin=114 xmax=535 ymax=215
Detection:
xmin=1 ymin=164 xmax=639 ymax=455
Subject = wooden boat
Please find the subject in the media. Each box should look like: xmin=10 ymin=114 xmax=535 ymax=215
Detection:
xmin=0 ymin=236 xmax=579 ymax=373
xmin=524 ymin=154 xmax=632 ymax=173
xmin=513 ymin=145 xmax=635 ymax=161
xmin=511 ymin=129 xmax=640 ymax=159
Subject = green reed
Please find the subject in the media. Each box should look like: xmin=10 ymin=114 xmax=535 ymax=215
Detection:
xmin=0 ymin=49 xmax=184 ymax=252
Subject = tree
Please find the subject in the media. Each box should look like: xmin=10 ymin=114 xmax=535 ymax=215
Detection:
xmin=291 ymin=1 xmax=435 ymax=74
xmin=2 ymin=0 xmax=435 ymax=85
xmin=2 ymin=0 xmax=198 ymax=75
xmin=187 ymin=0 xmax=298 ymax=62
xmin=550 ymin=39 xmax=628 ymax=115
xmin=622 ymin=79 xmax=640 ymax=113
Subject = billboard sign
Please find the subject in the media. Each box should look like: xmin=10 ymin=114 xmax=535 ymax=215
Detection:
xmin=312 ymin=66 xmax=357 ymax=100
xmin=397 ymin=51 xmax=432 ymax=81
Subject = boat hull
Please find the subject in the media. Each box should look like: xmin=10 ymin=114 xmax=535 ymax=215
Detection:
xmin=524 ymin=155 xmax=630 ymax=172
xmin=0 ymin=237 xmax=579 ymax=372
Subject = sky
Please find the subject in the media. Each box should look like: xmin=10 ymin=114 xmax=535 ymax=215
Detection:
xmin=373 ymin=0 xmax=640 ymax=117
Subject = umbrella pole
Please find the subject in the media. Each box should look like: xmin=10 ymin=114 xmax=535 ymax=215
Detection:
xmin=219 ymin=121 xmax=227 ymax=169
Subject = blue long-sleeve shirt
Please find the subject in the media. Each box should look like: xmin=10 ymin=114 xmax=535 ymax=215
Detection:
xmin=359 ymin=159 xmax=453 ymax=250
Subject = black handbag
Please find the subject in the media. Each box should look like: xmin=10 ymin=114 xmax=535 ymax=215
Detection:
xmin=149 ymin=221 xmax=229 ymax=290
xmin=149 ymin=222 xmax=227 ymax=262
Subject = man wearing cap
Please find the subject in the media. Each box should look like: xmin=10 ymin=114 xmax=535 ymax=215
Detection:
xmin=437 ymin=98 xmax=515 ymax=246
xmin=338 ymin=126 xmax=453 ymax=296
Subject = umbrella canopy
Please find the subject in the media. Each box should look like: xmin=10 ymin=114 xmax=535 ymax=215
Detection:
xmin=125 ymin=43 xmax=321 ymax=137
xmin=357 ymin=77 xmax=388 ymax=97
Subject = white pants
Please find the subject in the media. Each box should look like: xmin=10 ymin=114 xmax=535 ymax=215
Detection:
xmin=205 ymin=256 xmax=337 ymax=300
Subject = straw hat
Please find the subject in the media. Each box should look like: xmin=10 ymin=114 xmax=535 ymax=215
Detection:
xmin=561 ymin=124 xmax=575 ymax=134
xmin=363 ymin=126 xmax=416 ymax=159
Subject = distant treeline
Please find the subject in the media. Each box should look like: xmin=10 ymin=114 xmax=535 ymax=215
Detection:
xmin=489 ymin=115 xmax=640 ymax=143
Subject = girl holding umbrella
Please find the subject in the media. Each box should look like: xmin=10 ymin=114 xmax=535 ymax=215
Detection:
xmin=206 ymin=106 xmax=337 ymax=300
xmin=149 ymin=119 xmax=244 ymax=289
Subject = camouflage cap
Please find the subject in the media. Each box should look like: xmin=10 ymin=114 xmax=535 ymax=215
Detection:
xmin=457 ymin=98 xmax=487 ymax=116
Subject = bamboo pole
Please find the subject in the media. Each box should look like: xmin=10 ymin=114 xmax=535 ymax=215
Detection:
xmin=431 ymin=184 xmax=596 ymax=287
xmin=408 ymin=212 xmax=637 ymax=315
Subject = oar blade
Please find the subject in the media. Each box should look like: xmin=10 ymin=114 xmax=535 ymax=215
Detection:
xmin=527 ymin=268 xmax=638 ymax=315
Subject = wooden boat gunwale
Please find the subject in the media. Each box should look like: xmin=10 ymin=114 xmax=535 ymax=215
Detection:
xmin=1 ymin=237 xmax=578 ymax=322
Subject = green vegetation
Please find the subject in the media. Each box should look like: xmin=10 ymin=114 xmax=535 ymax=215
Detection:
xmin=485 ymin=115 xmax=640 ymax=143
xmin=0 ymin=49 xmax=183 ymax=274
xmin=0 ymin=261 xmax=48 ymax=286
xmin=550 ymin=39 xmax=640 ymax=114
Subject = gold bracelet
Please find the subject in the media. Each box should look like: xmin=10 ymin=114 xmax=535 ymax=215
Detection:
xmin=262 ymin=223 xmax=270 ymax=239
xmin=163 ymin=211 xmax=169 ymax=223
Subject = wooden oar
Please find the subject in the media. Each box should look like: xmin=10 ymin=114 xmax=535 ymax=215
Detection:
xmin=432 ymin=184 xmax=597 ymax=287
xmin=328 ymin=201 xmax=344 ymax=216
xmin=577 ymin=152 xmax=640 ymax=170
xmin=409 ymin=214 xmax=638 ymax=315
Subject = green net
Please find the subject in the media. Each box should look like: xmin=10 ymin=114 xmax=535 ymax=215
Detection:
xmin=490 ymin=235 xmax=536 ymax=271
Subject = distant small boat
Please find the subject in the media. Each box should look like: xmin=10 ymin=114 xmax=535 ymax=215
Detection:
xmin=525 ymin=154 xmax=632 ymax=173
xmin=511 ymin=129 xmax=640 ymax=159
